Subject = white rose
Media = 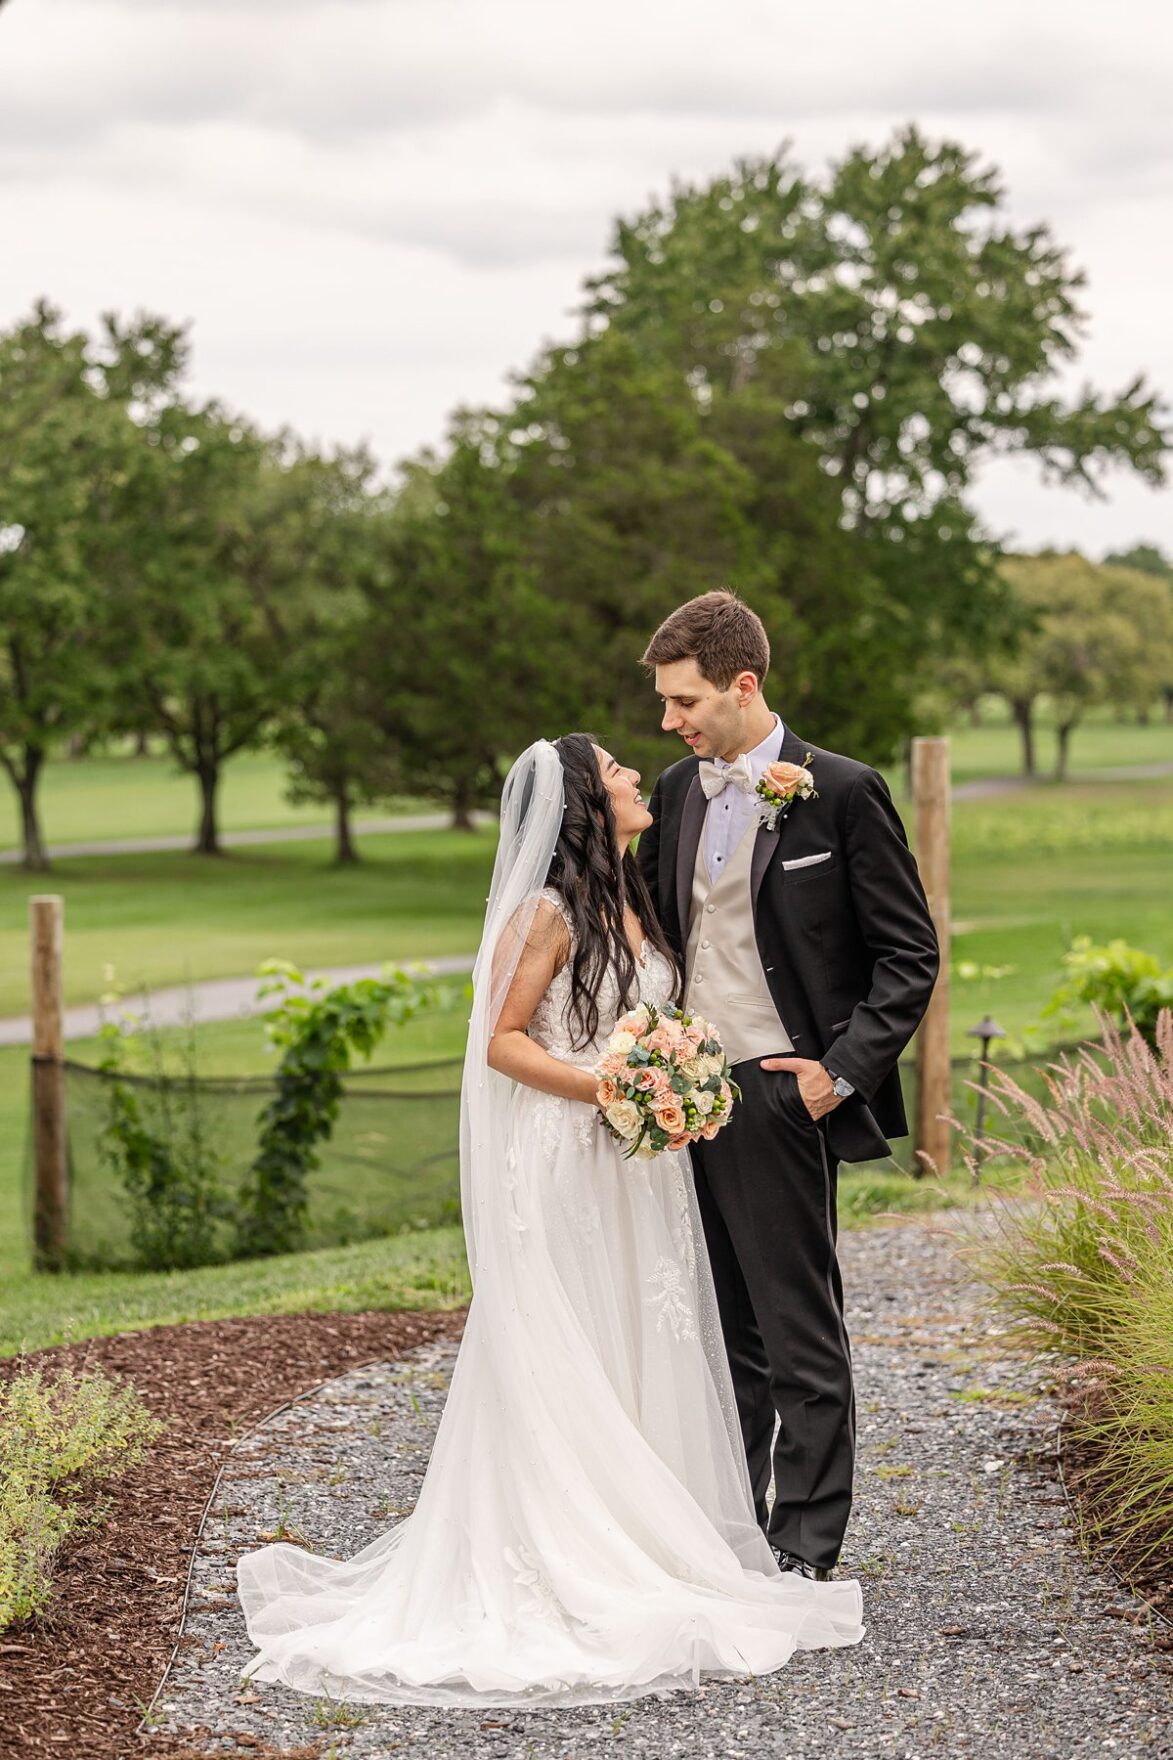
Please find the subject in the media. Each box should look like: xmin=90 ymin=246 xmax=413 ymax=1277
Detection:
xmin=609 ymin=1030 xmax=637 ymax=1056
xmin=605 ymin=1099 xmax=643 ymax=1139
xmin=693 ymin=1089 xmax=715 ymax=1115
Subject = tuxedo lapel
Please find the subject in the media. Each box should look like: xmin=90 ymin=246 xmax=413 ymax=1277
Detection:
xmin=749 ymin=725 xmax=809 ymax=914
xmin=674 ymin=773 xmax=706 ymax=937
xmin=750 ymin=818 xmax=782 ymax=913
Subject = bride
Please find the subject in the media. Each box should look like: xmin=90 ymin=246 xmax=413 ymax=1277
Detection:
xmin=236 ymin=734 xmax=864 ymax=1706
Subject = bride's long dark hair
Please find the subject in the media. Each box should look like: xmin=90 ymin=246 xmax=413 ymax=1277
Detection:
xmin=548 ymin=732 xmax=680 ymax=1050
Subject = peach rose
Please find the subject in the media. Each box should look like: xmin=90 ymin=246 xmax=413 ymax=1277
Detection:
xmin=655 ymin=1099 xmax=687 ymax=1135
xmin=632 ymin=1068 xmax=659 ymax=1092
xmin=763 ymin=760 xmax=815 ymax=801
xmin=597 ymin=1078 xmax=618 ymax=1108
xmin=667 ymin=1132 xmax=692 ymax=1152
xmin=700 ymin=1118 xmax=722 ymax=1140
xmin=645 ymin=1027 xmax=678 ymax=1058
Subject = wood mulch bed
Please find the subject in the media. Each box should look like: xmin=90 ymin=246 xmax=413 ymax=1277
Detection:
xmin=0 ymin=1308 xmax=467 ymax=1760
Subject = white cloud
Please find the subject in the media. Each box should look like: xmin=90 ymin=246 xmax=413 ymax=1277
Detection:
xmin=1 ymin=0 xmax=1170 ymax=549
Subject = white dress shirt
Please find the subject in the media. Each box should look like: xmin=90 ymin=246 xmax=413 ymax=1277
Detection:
xmin=702 ymin=715 xmax=785 ymax=885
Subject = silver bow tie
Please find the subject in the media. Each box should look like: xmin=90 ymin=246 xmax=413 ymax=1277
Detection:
xmin=698 ymin=754 xmax=755 ymax=800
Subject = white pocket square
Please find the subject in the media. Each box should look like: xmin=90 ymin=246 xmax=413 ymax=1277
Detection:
xmin=782 ymin=851 xmax=832 ymax=871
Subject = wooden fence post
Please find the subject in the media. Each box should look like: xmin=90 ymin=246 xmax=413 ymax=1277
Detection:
xmin=912 ymin=738 xmax=951 ymax=1178
xmin=31 ymin=895 xmax=69 ymax=1271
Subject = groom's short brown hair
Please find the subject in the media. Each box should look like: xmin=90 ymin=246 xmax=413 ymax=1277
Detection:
xmin=641 ymin=590 xmax=770 ymax=691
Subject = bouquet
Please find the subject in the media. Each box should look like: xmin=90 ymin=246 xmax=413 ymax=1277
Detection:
xmin=595 ymin=1002 xmax=740 ymax=1159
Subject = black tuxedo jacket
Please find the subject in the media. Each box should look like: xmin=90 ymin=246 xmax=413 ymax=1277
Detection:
xmin=637 ymin=726 xmax=940 ymax=1164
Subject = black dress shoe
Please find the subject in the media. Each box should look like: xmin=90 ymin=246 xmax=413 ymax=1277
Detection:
xmin=773 ymin=1547 xmax=834 ymax=1582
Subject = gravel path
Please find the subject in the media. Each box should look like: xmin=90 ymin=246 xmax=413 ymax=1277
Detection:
xmin=152 ymin=1213 xmax=1172 ymax=1759
xmin=0 ymin=955 xmax=477 ymax=1047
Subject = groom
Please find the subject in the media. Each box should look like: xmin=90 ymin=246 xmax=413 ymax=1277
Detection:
xmin=637 ymin=590 xmax=939 ymax=1580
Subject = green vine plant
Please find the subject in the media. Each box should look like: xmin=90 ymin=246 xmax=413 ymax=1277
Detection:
xmin=234 ymin=960 xmax=452 ymax=1259
xmin=95 ymin=982 xmax=230 ymax=1271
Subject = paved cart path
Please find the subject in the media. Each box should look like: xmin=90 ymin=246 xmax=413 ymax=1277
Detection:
xmin=151 ymin=1214 xmax=1172 ymax=1759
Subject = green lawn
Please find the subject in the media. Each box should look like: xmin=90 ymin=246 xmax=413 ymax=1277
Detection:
xmin=2 ymin=735 xmax=1170 ymax=1358
xmin=1 ymin=746 xmax=432 ymax=853
xmin=0 ymin=826 xmax=496 ymax=1016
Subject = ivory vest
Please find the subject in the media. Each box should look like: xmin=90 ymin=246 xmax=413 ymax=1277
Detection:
xmin=682 ymin=820 xmax=793 ymax=1066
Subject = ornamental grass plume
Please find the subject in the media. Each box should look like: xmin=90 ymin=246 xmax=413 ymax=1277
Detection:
xmin=963 ymin=1009 xmax=1173 ymax=1563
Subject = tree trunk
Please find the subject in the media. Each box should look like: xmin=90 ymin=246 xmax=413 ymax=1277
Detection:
xmin=17 ymin=745 xmax=49 ymax=870
xmin=1055 ymin=720 xmax=1076 ymax=781
xmin=450 ymin=778 xmax=476 ymax=832
xmin=333 ymin=786 xmax=359 ymax=865
xmin=968 ymin=701 xmax=982 ymax=728
xmin=134 ymin=729 xmax=151 ymax=757
xmin=1164 ymin=686 xmax=1173 ymax=724
xmin=193 ymin=763 xmax=222 ymax=854
xmin=1011 ymin=699 xmax=1035 ymax=777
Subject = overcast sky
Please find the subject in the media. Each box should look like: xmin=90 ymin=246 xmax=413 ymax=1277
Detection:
xmin=2 ymin=0 xmax=1171 ymax=554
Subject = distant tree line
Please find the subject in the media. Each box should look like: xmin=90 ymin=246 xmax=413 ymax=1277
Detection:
xmin=936 ymin=549 xmax=1173 ymax=778
xmin=1 ymin=127 xmax=1168 ymax=869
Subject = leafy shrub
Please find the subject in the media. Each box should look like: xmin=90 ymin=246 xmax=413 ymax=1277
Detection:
xmin=95 ymin=1009 xmax=230 ymax=1271
xmin=1044 ymin=936 xmax=1173 ymax=1046
xmin=0 ymin=1367 xmax=161 ymax=1629
xmin=967 ymin=1010 xmax=1173 ymax=1561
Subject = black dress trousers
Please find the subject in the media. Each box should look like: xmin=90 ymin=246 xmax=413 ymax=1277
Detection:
xmin=690 ymin=1057 xmax=856 ymax=1572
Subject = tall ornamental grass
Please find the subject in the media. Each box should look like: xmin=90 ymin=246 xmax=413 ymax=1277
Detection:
xmin=0 ymin=1366 xmax=161 ymax=1629
xmin=970 ymin=1010 xmax=1173 ymax=1565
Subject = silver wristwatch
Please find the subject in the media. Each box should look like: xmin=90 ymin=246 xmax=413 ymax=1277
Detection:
xmin=824 ymin=1068 xmax=855 ymax=1100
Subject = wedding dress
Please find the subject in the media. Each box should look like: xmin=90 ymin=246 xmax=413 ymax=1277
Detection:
xmin=236 ymin=742 xmax=863 ymax=1706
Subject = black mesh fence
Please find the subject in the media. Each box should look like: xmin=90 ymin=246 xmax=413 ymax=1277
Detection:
xmin=22 ymin=1039 xmax=1075 ymax=1273
xmin=24 ymin=1057 xmax=464 ymax=1272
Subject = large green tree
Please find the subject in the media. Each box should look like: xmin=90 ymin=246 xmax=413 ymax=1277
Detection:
xmin=0 ymin=302 xmax=184 ymax=868
xmin=505 ymin=328 xmax=907 ymax=764
xmin=579 ymin=127 xmax=1166 ymax=732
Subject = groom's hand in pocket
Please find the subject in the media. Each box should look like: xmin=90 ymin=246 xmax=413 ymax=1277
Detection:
xmin=759 ymin=1055 xmax=841 ymax=1122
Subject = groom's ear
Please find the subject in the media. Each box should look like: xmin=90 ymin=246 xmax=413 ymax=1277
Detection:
xmin=734 ymin=669 xmax=763 ymax=706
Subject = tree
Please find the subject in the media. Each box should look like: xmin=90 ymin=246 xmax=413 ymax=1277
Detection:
xmin=505 ymin=328 xmax=910 ymax=765
xmin=1104 ymin=543 xmax=1173 ymax=722
xmin=109 ymin=403 xmax=293 ymax=854
xmin=989 ymin=553 xmax=1173 ymax=778
xmin=359 ymin=422 xmax=563 ymax=828
xmin=581 ymin=128 xmax=1167 ymax=725
xmin=0 ymin=302 xmax=184 ymax=868
xmin=262 ymin=445 xmax=403 ymax=864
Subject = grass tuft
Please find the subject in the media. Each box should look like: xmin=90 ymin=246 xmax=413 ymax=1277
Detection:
xmin=965 ymin=1009 xmax=1173 ymax=1564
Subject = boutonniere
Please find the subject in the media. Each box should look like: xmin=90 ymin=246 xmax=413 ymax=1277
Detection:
xmin=755 ymin=755 xmax=818 ymax=831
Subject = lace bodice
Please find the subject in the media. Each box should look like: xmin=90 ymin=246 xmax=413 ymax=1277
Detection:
xmin=527 ymin=888 xmax=677 ymax=1070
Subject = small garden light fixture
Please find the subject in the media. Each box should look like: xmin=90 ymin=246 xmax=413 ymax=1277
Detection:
xmin=968 ymin=1014 xmax=1007 ymax=1179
